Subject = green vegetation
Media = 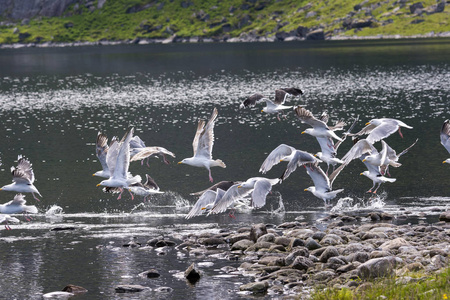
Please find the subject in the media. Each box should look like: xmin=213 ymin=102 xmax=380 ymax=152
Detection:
xmin=311 ymin=266 xmax=450 ymax=300
xmin=0 ymin=0 xmax=449 ymax=44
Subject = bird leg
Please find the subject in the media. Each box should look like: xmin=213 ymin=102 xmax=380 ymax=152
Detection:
xmin=146 ymin=158 xmax=151 ymax=168
xmin=208 ymin=169 xmax=213 ymax=183
xmin=128 ymin=189 xmax=135 ymax=200
xmin=4 ymin=223 xmax=11 ymax=230
xmin=32 ymin=193 xmax=40 ymax=202
xmin=326 ymin=164 xmax=330 ymax=176
xmin=141 ymin=159 xmax=144 ymax=166
xmin=163 ymin=154 xmax=170 ymax=164
xmin=228 ymin=208 xmax=236 ymax=219
xmin=117 ymin=188 xmax=124 ymax=200
xmin=23 ymin=212 xmax=32 ymax=222
xmin=398 ymin=127 xmax=404 ymax=139
xmin=373 ymin=183 xmax=382 ymax=194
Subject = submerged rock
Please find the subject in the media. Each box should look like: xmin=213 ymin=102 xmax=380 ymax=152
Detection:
xmin=115 ymin=285 xmax=150 ymax=293
xmin=185 ymin=263 xmax=201 ymax=284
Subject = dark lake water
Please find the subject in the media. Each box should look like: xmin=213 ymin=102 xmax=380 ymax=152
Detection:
xmin=0 ymin=39 xmax=449 ymax=299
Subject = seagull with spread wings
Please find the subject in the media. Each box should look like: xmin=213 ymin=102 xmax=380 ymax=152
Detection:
xmin=0 ymin=155 xmax=42 ymax=201
xmin=304 ymin=164 xmax=344 ymax=206
xmin=178 ymin=107 xmax=226 ymax=182
xmin=352 ymin=118 xmax=413 ymax=144
xmin=129 ymin=135 xmax=176 ymax=166
xmin=294 ymin=106 xmax=344 ymax=142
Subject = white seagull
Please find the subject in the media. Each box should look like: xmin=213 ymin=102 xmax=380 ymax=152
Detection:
xmin=441 ymin=120 xmax=450 ymax=164
xmin=0 ymin=155 xmax=42 ymax=201
xmin=0 ymin=194 xmax=38 ymax=215
xmin=294 ymin=106 xmax=344 ymax=142
xmin=352 ymin=118 xmax=413 ymax=144
xmin=304 ymin=164 xmax=344 ymax=206
xmin=380 ymin=138 xmax=418 ymax=176
xmin=178 ymin=107 xmax=226 ymax=182
xmin=0 ymin=214 xmax=20 ymax=230
xmin=359 ymin=154 xmax=396 ymax=193
xmin=128 ymin=174 xmax=164 ymax=201
xmin=185 ymin=188 xmax=227 ymax=219
xmin=97 ymin=128 xmax=141 ymax=200
xmin=93 ymin=131 xmax=113 ymax=178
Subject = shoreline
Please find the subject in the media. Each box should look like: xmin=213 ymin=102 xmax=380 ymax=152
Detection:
xmin=1 ymin=32 xmax=450 ymax=50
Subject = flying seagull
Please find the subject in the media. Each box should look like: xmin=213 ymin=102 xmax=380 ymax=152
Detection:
xmin=294 ymin=106 xmax=344 ymax=142
xmin=352 ymin=118 xmax=413 ymax=144
xmin=178 ymin=107 xmax=226 ymax=182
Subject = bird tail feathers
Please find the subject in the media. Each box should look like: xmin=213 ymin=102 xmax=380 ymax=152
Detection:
xmin=213 ymin=159 xmax=226 ymax=168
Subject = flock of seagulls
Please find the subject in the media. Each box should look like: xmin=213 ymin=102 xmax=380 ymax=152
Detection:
xmin=1 ymin=88 xmax=450 ymax=227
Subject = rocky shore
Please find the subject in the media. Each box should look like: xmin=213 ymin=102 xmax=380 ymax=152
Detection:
xmin=1 ymin=31 xmax=450 ymax=50
xmin=110 ymin=210 xmax=450 ymax=298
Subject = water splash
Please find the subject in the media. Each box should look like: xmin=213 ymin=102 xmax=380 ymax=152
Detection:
xmin=45 ymin=205 xmax=64 ymax=215
xmin=331 ymin=193 xmax=386 ymax=213
xmin=270 ymin=192 xmax=285 ymax=216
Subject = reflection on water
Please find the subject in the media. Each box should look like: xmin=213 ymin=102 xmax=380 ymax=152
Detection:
xmin=0 ymin=40 xmax=449 ymax=299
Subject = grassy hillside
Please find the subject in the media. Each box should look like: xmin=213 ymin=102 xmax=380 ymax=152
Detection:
xmin=0 ymin=0 xmax=449 ymax=44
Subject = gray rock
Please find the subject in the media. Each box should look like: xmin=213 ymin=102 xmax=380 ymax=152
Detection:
xmin=61 ymin=284 xmax=87 ymax=295
xmin=312 ymin=231 xmax=326 ymax=241
xmin=257 ymin=233 xmax=275 ymax=243
xmin=410 ymin=2 xmax=424 ymax=14
xmin=319 ymin=246 xmax=339 ymax=263
xmin=250 ymin=224 xmax=267 ymax=242
xmin=320 ymin=234 xmax=344 ymax=246
xmin=369 ymin=250 xmax=391 ymax=259
xmin=435 ymin=1 xmax=445 ymax=13
xmin=185 ymin=263 xmax=201 ymax=284
xmin=326 ymin=257 xmax=347 ymax=270
xmin=290 ymin=256 xmax=314 ymax=271
xmin=231 ymin=239 xmax=254 ymax=251
xmin=139 ymin=269 xmax=160 ymax=278
xmin=305 ymin=237 xmax=322 ymax=250
xmin=380 ymin=238 xmax=410 ymax=252
xmin=306 ymin=29 xmax=325 ymax=40
xmin=154 ymin=286 xmax=173 ymax=293
xmin=431 ymin=254 xmax=448 ymax=269
xmin=439 ymin=211 xmax=450 ymax=222
xmin=258 ymin=256 xmax=285 ymax=266
xmin=285 ymin=247 xmax=310 ymax=265
xmin=239 ymin=281 xmax=269 ymax=294
xmin=115 ymin=285 xmax=150 ymax=293
xmin=357 ymin=256 xmax=396 ymax=279
xmin=274 ymin=236 xmax=291 ymax=247
xmin=200 ymin=237 xmax=225 ymax=246
xmin=313 ymin=270 xmax=336 ymax=282
xmin=227 ymin=233 xmax=250 ymax=244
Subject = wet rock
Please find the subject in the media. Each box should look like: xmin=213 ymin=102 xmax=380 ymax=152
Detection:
xmin=239 ymin=281 xmax=269 ymax=294
xmin=312 ymin=231 xmax=326 ymax=241
xmin=115 ymin=285 xmax=150 ymax=293
xmin=61 ymin=284 xmax=87 ymax=295
xmin=185 ymin=263 xmax=201 ymax=284
xmin=305 ymin=237 xmax=322 ymax=250
xmin=357 ymin=256 xmax=396 ymax=279
xmin=258 ymin=256 xmax=285 ymax=266
xmin=278 ymin=221 xmax=301 ymax=229
xmin=257 ymin=233 xmax=275 ymax=243
xmin=231 ymin=239 xmax=254 ymax=251
xmin=285 ymin=247 xmax=310 ymax=265
xmin=439 ymin=211 xmax=450 ymax=222
xmin=274 ymin=236 xmax=291 ymax=247
xmin=227 ymin=233 xmax=250 ymax=244
xmin=250 ymin=224 xmax=268 ymax=242
xmin=139 ymin=269 xmax=160 ymax=278
xmin=320 ymin=234 xmax=344 ymax=246
xmin=200 ymin=237 xmax=225 ymax=246
xmin=306 ymin=29 xmax=325 ymax=40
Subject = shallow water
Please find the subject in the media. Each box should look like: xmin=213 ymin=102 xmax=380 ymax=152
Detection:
xmin=0 ymin=39 xmax=449 ymax=298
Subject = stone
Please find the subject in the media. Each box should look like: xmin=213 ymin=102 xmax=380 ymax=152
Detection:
xmin=274 ymin=236 xmax=291 ymax=247
xmin=380 ymin=238 xmax=410 ymax=252
xmin=257 ymin=233 xmax=276 ymax=243
xmin=227 ymin=233 xmax=250 ymax=244
xmin=154 ymin=287 xmax=173 ymax=293
xmin=285 ymin=247 xmax=310 ymax=265
xmin=185 ymin=263 xmax=201 ymax=284
xmin=306 ymin=29 xmax=325 ymax=40
xmin=357 ymin=257 xmax=396 ymax=279
xmin=439 ymin=211 xmax=450 ymax=222
xmin=305 ymin=237 xmax=322 ymax=250
xmin=410 ymin=2 xmax=424 ymax=14
xmin=231 ymin=239 xmax=254 ymax=251
xmin=319 ymin=246 xmax=339 ymax=263
xmin=239 ymin=281 xmax=269 ymax=294
xmin=320 ymin=234 xmax=344 ymax=246
xmin=61 ymin=285 xmax=87 ymax=294
xmin=313 ymin=270 xmax=336 ymax=282
xmin=347 ymin=252 xmax=370 ymax=263
xmin=115 ymin=285 xmax=149 ymax=293
xmin=200 ymin=237 xmax=225 ymax=246
xmin=312 ymin=231 xmax=326 ymax=241
xmin=290 ymin=256 xmax=314 ymax=271
xmin=250 ymin=224 xmax=267 ymax=242
xmin=139 ymin=269 xmax=160 ymax=278
xmin=258 ymin=256 xmax=285 ymax=266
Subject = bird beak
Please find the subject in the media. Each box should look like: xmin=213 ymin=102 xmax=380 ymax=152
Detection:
xmin=0 ymin=188 xmax=2 ymax=191
xmin=96 ymin=184 xmax=101 ymax=187
xmin=261 ymin=110 xmax=264 ymax=113
xmin=201 ymin=207 xmax=206 ymax=210
xmin=365 ymin=122 xmax=370 ymax=125
xmin=443 ymin=161 xmax=447 ymax=164
xmin=177 ymin=161 xmax=182 ymax=164
xmin=92 ymin=174 xmax=96 ymax=176
xmin=301 ymin=131 xmax=305 ymax=134
xmin=314 ymin=154 xmax=317 ymax=157
xmin=362 ymin=159 xmax=366 ymax=162
xmin=237 ymin=185 xmax=242 ymax=188
xmin=359 ymin=173 xmax=363 ymax=175
xmin=303 ymin=188 xmax=308 ymax=191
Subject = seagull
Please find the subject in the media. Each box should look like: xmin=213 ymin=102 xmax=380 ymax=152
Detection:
xmin=130 ymin=146 xmax=176 ymax=166
xmin=0 ymin=194 xmax=38 ymax=221
xmin=441 ymin=120 xmax=450 ymax=164
xmin=128 ymin=174 xmax=164 ymax=201
xmin=97 ymin=128 xmax=141 ymax=200
xmin=185 ymin=188 xmax=227 ymax=219
xmin=0 ymin=214 xmax=20 ymax=230
xmin=304 ymin=164 xmax=344 ymax=206
xmin=0 ymin=155 xmax=42 ymax=201
xmin=294 ymin=106 xmax=344 ymax=142
xmin=190 ymin=181 xmax=238 ymax=196
xmin=359 ymin=154 xmax=396 ymax=193
xmin=380 ymin=138 xmax=418 ymax=176
xmin=259 ymin=144 xmax=320 ymax=178
xmin=240 ymin=88 xmax=303 ymax=120
xmin=178 ymin=107 xmax=226 ymax=182
xmin=208 ymin=177 xmax=280 ymax=215
xmin=352 ymin=118 xmax=413 ymax=144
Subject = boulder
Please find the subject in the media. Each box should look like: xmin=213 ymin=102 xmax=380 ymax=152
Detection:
xmin=231 ymin=239 xmax=254 ymax=251
xmin=290 ymin=256 xmax=314 ymax=271
xmin=380 ymin=238 xmax=410 ymax=252
xmin=249 ymin=224 xmax=267 ymax=242
xmin=239 ymin=281 xmax=269 ymax=294
xmin=185 ymin=263 xmax=201 ymax=284
xmin=115 ymin=285 xmax=149 ymax=293
xmin=410 ymin=2 xmax=424 ymax=14
xmin=285 ymin=247 xmax=310 ymax=265
xmin=357 ymin=257 xmax=396 ymax=279
xmin=257 ymin=233 xmax=276 ymax=243
xmin=319 ymin=246 xmax=339 ymax=263
xmin=305 ymin=237 xmax=322 ymax=250
xmin=439 ymin=211 xmax=450 ymax=222
xmin=139 ymin=269 xmax=160 ymax=278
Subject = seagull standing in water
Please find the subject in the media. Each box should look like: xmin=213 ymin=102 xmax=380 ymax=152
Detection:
xmin=178 ymin=107 xmax=226 ymax=183
xmin=240 ymin=88 xmax=303 ymax=120
xmin=441 ymin=120 xmax=450 ymax=164
xmin=0 ymin=155 xmax=42 ymax=201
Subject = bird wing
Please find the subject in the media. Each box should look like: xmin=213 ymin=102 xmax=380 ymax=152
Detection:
xmin=192 ymin=119 xmax=205 ymax=156
xmin=360 ymin=154 xmax=381 ymax=175
xmin=240 ymin=93 xmax=265 ymax=108
xmin=130 ymin=146 xmax=176 ymax=162
xmin=294 ymin=106 xmax=328 ymax=129
xmin=96 ymin=132 xmax=109 ymax=172
xmin=273 ymin=89 xmax=288 ymax=105
xmin=306 ymin=165 xmax=331 ymax=193
xmin=106 ymin=138 xmax=120 ymax=176
xmin=398 ymin=138 xmax=419 ymax=158
xmin=12 ymin=156 xmax=35 ymax=184
xmin=189 ymin=181 xmax=237 ymax=196
xmin=259 ymin=144 xmax=295 ymax=174
xmin=112 ymin=128 xmax=133 ymax=180
xmin=144 ymin=174 xmax=160 ymax=191
xmin=280 ymin=87 xmax=303 ymax=96
xmin=185 ymin=190 xmax=218 ymax=219
xmin=251 ymin=179 xmax=273 ymax=208
xmin=441 ymin=120 xmax=450 ymax=154
xmin=208 ymin=183 xmax=252 ymax=215
xmin=281 ymin=150 xmax=319 ymax=181
xmin=195 ymin=107 xmax=218 ymax=159
xmin=352 ymin=123 xmax=377 ymax=137
xmin=316 ymin=137 xmax=336 ymax=157
xmin=335 ymin=115 xmax=360 ymax=151
xmin=318 ymin=111 xmax=329 ymax=124
xmin=10 ymin=194 xmax=27 ymax=205
xmin=329 ymin=119 xmax=346 ymax=131
xmin=130 ymin=135 xmax=146 ymax=149
xmin=366 ymin=121 xmax=399 ymax=144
